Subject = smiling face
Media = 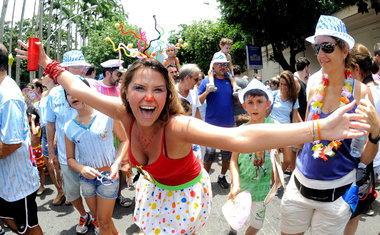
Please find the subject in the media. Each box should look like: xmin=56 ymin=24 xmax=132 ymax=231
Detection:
xmin=315 ymin=36 xmax=348 ymax=75
xmin=126 ymin=68 xmax=168 ymax=127
xmin=242 ymin=94 xmax=270 ymax=122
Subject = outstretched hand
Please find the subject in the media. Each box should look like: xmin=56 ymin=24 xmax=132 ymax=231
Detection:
xmin=15 ymin=40 xmax=52 ymax=68
xmin=355 ymin=96 xmax=380 ymax=136
xmin=320 ymin=101 xmax=370 ymax=140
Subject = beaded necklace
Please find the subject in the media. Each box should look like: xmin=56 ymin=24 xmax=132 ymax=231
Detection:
xmin=310 ymin=69 xmax=354 ymax=161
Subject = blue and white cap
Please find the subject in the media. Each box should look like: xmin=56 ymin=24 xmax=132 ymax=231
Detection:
xmin=306 ymin=15 xmax=355 ymax=49
xmin=238 ymin=78 xmax=273 ymax=104
xmin=212 ymin=52 xmax=229 ymax=65
xmin=60 ymin=50 xmax=91 ymax=67
xmin=101 ymin=59 xmax=126 ymax=72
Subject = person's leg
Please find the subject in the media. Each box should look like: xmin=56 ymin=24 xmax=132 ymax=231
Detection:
xmin=344 ymin=216 xmax=360 ymax=235
xmin=61 ymin=165 xmax=86 ymax=214
xmin=280 ymin=175 xmax=313 ymax=235
xmin=97 ymin=196 xmax=117 ymax=234
xmin=1 ymin=219 xmax=18 ymax=233
xmin=218 ymin=150 xmax=231 ymax=189
xmin=203 ymin=147 xmax=216 ymax=173
xmin=310 ymin=196 xmax=351 ymax=234
xmin=96 ymin=177 xmax=119 ymax=234
xmin=246 ymin=226 xmax=259 ymax=235
xmin=25 ymin=225 xmax=43 ymax=235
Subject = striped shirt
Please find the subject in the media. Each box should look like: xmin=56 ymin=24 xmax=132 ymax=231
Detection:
xmin=0 ymin=76 xmax=40 ymax=202
xmin=45 ymin=86 xmax=77 ymax=165
xmin=38 ymin=95 xmax=49 ymax=127
xmin=64 ymin=111 xmax=116 ymax=169
xmin=93 ymin=80 xmax=120 ymax=97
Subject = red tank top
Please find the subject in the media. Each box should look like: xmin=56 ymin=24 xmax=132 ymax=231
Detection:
xmin=128 ymin=120 xmax=201 ymax=186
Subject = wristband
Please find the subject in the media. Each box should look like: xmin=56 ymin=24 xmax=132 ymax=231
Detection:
xmin=368 ymin=133 xmax=380 ymax=144
xmin=317 ymin=119 xmax=321 ymax=141
xmin=120 ymin=161 xmax=129 ymax=165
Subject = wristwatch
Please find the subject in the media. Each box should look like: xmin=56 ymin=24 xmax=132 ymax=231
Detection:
xmin=368 ymin=133 xmax=380 ymax=144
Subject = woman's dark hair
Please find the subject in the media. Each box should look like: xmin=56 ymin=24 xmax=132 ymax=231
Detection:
xmin=349 ymin=43 xmax=380 ymax=78
xmin=120 ymin=59 xmax=183 ymax=124
xmin=64 ymin=76 xmax=90 ymax=106
xmin=280 ymin=70 xmax=298 ymax=104
xmin=26 ymin=105 xmax=40 ymax=124
xmin=33 ymin=80 xmax=43 ymax=93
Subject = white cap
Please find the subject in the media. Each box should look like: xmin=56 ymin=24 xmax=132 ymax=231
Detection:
xmin=212 ymin=52 xmax=229 ymax=65
xmin=101 ymin=59 xmax=124 ymax=69
xmin=238 ymin=79 xmax=273 ymax=104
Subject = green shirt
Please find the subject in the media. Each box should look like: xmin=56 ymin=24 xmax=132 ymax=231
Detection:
xmin=238 ymin=118 xmax=273 ymax=201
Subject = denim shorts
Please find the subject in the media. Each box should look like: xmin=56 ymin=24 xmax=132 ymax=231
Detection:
xmin=61 ymin=164 xmax=81 ymax=202
xmin=203 ymin=147 xmax=231 ymax=163
xmin=79 ymin=173 xmax=119 ymax=200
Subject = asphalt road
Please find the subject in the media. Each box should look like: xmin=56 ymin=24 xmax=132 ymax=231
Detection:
xmin=2 ymin=156 xmax=380 ymax=235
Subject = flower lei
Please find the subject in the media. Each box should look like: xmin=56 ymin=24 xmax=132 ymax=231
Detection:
xmin=310 ymin=69 xmax=354 ymax=161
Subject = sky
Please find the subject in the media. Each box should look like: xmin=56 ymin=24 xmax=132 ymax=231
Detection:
xmin=1 ymin=0 xmax=222 ymax=43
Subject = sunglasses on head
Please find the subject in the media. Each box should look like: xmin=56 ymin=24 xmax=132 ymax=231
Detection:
xmin=313 ymin=42 xmax=337 ymax=55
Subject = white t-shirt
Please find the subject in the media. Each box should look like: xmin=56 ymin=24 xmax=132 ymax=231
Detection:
xmin=178 ymin=89 xmax=201 ymax=117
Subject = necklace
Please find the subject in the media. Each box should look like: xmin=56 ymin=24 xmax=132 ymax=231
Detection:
xmin=310 ymin=69 xmax=354 ymax=161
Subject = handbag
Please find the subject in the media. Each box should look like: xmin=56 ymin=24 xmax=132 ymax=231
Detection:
xmin=351 ymin=162 xmax=378 ymax=218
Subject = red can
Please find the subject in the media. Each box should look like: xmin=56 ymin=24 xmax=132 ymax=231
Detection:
xmin=27 ymin=37 xmax=40 ymax=71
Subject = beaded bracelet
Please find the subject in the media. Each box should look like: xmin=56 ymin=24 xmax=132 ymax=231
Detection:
xmin=43 ymin=60 xmax=66 ymax=84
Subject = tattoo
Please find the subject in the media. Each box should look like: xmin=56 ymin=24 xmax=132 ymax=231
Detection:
xmin=138 ymin=134 xmax=152 ymax=150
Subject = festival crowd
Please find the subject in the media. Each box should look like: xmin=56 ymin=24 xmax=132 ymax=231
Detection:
xmin=1 ymin=15 xmax=380 ymax=235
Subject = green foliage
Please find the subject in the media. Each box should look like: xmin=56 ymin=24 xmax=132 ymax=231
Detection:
xmin=168 ymin=20 xmax=248 ymax=74
xmin=82 ymin=21 xmax=140 ymax=75
xmin=218 ymin=0 xmax=377 ymax=72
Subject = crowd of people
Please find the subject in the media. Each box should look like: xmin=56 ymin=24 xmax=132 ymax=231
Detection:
xmin=1 ymin=14 xmax=380 ymax=235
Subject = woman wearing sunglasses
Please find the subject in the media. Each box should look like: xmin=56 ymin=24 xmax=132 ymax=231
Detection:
xmin=63 ymin=77 xmax=128 ymax=235
xmin=280 ymin=15 xmax=377 ymax=235
xmin=16 ymin=38 xmax=369 ymax=234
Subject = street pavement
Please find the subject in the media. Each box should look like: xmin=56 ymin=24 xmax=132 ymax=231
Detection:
xmin=2 ymin=156 xmax=380 ymax=235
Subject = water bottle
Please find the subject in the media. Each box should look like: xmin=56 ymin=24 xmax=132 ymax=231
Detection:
xmin=350 ymin=135 xmax=366 ymax=158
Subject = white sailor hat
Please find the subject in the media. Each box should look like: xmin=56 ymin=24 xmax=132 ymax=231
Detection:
xmin=101 ymin=59 xmax=124 ymax=69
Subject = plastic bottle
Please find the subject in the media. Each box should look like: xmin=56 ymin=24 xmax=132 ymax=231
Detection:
xmin=350 ymin=134 xmax=366 ymax=158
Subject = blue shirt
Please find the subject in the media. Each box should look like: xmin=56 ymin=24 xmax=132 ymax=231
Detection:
xmin=64 ymin=111 xmax=116 ymax=169
xmin=45 ymin=86 xmax=77 ymax=165
xmin=270 ymin=90 xmax=299 ymax=123
xmin=0 ymin=76 xmax=39 ymax=202
xmin=296 ymin=79 xmax=358 ymax=180
xmin=198 ymin=77 xmax=234 ymax=127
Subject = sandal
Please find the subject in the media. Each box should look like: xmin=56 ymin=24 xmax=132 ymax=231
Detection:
xmin=207 ymin=84 xmax=218 ymax=92
xmin=52 ymin=193 xmax=66 ymax=206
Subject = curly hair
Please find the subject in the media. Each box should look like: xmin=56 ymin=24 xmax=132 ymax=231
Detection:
xmin=120 ymin=59 xmax=184 ymax=124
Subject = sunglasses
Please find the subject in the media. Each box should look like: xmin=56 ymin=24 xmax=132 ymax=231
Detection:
xmin=83 ymin=171 xmax=114 ymax=186
xmin=313 ymin=42 xmax=337 ymax=55
xmin=215 ymin=63 xmax=228 ymax=68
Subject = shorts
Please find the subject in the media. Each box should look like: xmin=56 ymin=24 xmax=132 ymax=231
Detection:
xmin=80 ymin=174 xmax=119 ymax=200
xmin=280 ymin=174 xmax=351 ymax=234
xmin=0 ymin=191 xmax=39 ymax=234
xmin=203 ymin=147 xmax=231 ymax=163
xmin=247 ymin=201 xmax=266 ymax=230
xmin=60 ymin=164 xmax=81 ymax=202
xmin=32 ymin=145 xmax=45 ymax=168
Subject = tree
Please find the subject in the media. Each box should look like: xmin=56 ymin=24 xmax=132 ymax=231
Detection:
xmin=0 ymin=0 xmax=9 ymax=43
xmin=15 ymin=0 xmax=27 ymax=85
xmin=218 ymin=0 xmax=377 ymax=72
xmin=168 ymin=20 xmax=248 ymax=74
